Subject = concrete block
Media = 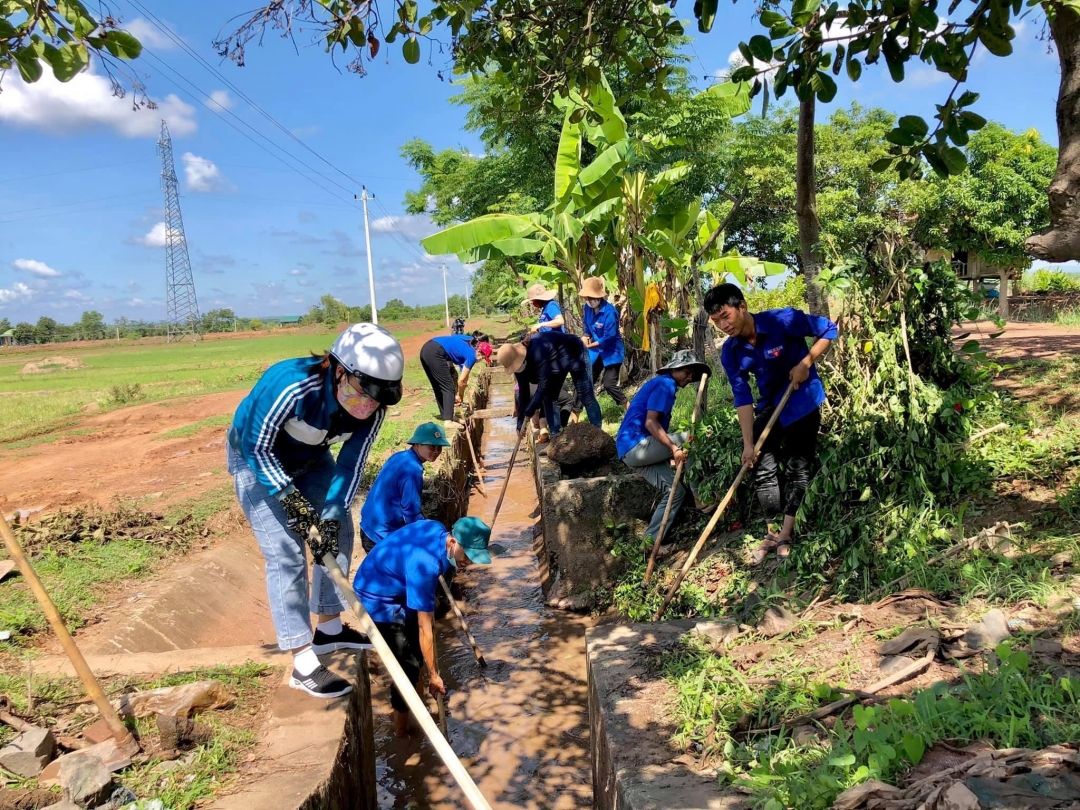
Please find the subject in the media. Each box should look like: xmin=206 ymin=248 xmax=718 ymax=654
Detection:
xmin=60 ymin=754 xmax=113 ymax=808
xmin=39 ymin=739 xmax=132 ymax=788
xmin=0 ymin=725 xmax=56 ymax=777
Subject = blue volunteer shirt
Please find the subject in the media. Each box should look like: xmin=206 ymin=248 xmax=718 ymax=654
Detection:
xmin=352 ymin=519 xmax=452 ymax=624
xmin=538 ymin=300 xmax=564 ymax=333
xmin=360 ymin=447 xmax=424 ymax=544
xmin=583 ymin=301 xmax=625 ymax=366
xmin=513 ymin=332 xmax=589 ymax=427
xmin=431 ymin=335 xmax=477 ymax=370
xmin=720 ymin=307 xmax=839 ymax=427
xmin=229 ymin=357 xmax=384 ymax=523
xmin=616 ymin=374 xmax=677 ymax=459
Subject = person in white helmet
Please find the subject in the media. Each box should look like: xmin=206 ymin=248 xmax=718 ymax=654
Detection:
xmin=227 ymin=323 xmax=404 ymax=699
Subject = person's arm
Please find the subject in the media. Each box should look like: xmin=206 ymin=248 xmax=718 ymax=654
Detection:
xmin=514 ymin=374 xmax=528 ymax=431
xmin=737 ymin=404 xmax=757 ymax=467
xmin=399 ymin=466 xmax=423 ymax=525
xmin=721 ymin=345 xmax=757 ymax=467
xmin=417 ymin=610 xmax=445 ymax=696
xmin=785 ymin=310 xmax=838 ymax=389
xmin=542 ymin=314 xmax=566 ymax=330
xmin=322 ymin=408 xmax=386 ymax=522
xmin=522 ymin=344 xmax=551 ymax=419
xmin=456 ymin=366 xmax=471 ymax=402
xmin=645 ymin=410 xmax=687 ymax=466
xmin=238 ymin=381 xmax=302 ymax=498
xmin=594 ymin=306 xmax=620 ymax=353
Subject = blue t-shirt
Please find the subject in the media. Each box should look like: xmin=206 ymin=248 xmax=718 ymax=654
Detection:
xmin=720 ymin=307 xmax=838 ymax=427
xmin=538 ymin=300 xmax=564 ymax=333
xmin=583 ymin=301 xmax=625 ymax=366
xmin=360 ymin=447 xmax=424 ymax=544
xmin=431 ymin=335 xmax=477 ymax=370
xmin=616 ymin=375 xmax=677 ymax=459
xmin=352 ymin=519 xmax=452 ymax=625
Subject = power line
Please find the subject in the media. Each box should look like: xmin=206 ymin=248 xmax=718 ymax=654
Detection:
xmin=0 ymin=195 xmax=160 ymax=225
xmin=123 ymin=0 xmax=368 ymax=194
xmin=0 ymin=159 xmax=157 ymax=185
xmin=0 ymin=191 xmax=157 ymax=218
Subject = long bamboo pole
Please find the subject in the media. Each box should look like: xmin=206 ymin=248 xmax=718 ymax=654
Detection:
xmin=0 ymin=514 xmax=137 ymax=754
xmin=653 ymin=384 xmax=795 ymax=621
xmin=489 ymin=432 xmax=523 ymax=531
xmin=643 ymin=373 xmax=710 ymax=583
xmin=316 ymin=531 xmax=493 ymax=810
xmin=462 ymin=421 xmax=488 ymax=497
xmin=439 ymin=576 xmax=487 ymax=667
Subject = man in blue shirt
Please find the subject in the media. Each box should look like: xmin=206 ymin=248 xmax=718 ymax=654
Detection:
xmin=617 ymin=351 xmax=713 ymax=545
xmin=359 ymin=422 xmax=451 ymax=552
xmin=353 ymin=516 xmax=492 ymax=737
xmin=705 ymin=283 xmax=838 ymax=563
xmin=419 ymin=334 xmax=483 ymax=427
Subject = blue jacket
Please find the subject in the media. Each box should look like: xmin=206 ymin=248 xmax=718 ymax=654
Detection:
xmin=431 ymin=335 xmax=477 ymax=370
xmin=583 ymin=301 xmax=625 ymax=366
xmin=360 ymin=447 xmax=424 ymax=544
xmin=513 ymin=331 xmax=588 ymax=427
xmin=616 ymin=375 xmax=677 ymax=459
xmin=229 ymin=357 xmax=384 ymax=523
xmin=538 ymin=300 xmax=564 ymax=333
xmin=720 ymin=307 xmax=839 ymax=427
xmin=353 ymin=519 xmax=453 ymax=624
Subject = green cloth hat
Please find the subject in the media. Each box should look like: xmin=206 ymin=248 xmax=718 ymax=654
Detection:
xmin=407 ymin=422 xmax=452 ymax=447
xmin=451 ymin=516 xmax=493 ymax=565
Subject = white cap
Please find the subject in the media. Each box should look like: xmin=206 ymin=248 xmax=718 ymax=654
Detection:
xmin=329 ymin=323 xmax=404 ymax=404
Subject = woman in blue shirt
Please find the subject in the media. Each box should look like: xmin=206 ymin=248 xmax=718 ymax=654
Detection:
xmin=229 ymin=323 xmax=404 ymax=699
xmin=526 ymin=283 xmax=565 ymax=334
xmin=419 ymin=334 xmax=483 ymax=426
xmin=579 ymin=276 xmax=627 ymax=411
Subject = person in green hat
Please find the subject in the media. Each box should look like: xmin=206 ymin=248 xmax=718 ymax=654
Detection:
xmin=353 ymin=516 xmax=492 ymax=737
xmin=359 ymin=422 xmax=451 ymax=552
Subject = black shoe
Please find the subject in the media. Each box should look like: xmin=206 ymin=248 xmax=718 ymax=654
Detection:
xmin=312 ymin=624 xmax=374 ymax=654
xmin=289 ymin=665 xmax=353 ymax=698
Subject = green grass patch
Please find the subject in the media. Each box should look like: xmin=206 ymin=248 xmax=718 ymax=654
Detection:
xmin=662 ymin=639 xmax=1080 ymax=809
xmin=155 ymin=414 xmax=233 ymax=441
xmin=164 ymin=482 xmax=237 ymax=528
xmin=0 ymin=663 xmax=276 ymax=806
xmin=0 ymin=327 xmax=426 ymax=444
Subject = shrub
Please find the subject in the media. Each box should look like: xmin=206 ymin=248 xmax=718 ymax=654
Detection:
xmin=1019 ymin=268 xmax=1080 ymax=293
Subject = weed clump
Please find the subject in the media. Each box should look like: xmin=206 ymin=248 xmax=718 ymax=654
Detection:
xmin=10 ymin=501 xmax=201 ymax=556
xmin=107 ymin=382 xmax=143 ymax=405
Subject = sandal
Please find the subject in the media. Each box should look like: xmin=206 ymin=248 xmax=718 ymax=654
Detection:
xmin=750 ymin=536 xmax=779 ymax=566
xmin=775 ymin=537 xmax=794 ymax=559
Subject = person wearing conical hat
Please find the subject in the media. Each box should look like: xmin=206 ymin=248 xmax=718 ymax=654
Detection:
xmin=526 ymin=283 xmax=565 ymax=334
xmin=524 ymin=283 xmax=564 ymax=441
xmin=496 ymin=331 xmax=602 ymax=438
xmin=359 ymin=422 xmax=452 ymax=553
xmin=578 ymin=276 xmax=628 ymax=412
xmin=616 ymin=351 xmax=716 ymax=547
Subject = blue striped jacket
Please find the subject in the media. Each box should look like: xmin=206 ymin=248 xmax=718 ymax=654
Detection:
xmin=228 ymin=357 xmax=384 ymax=523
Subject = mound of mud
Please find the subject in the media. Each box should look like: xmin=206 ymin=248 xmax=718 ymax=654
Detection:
xmin=547 ymin=422 xmax=617 ymax=477
xmin=19 ymin=356 xmax=85 ymax=374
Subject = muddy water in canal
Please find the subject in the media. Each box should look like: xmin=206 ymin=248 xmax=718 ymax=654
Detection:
xmin=372 ymin=377 xmax=594 ymax=809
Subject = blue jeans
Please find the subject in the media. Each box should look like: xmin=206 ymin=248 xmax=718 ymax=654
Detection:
xmin=544 ymin=366 xmax=602 ymax=435
xmin=228 ymin=444 xmax=355 ymax=651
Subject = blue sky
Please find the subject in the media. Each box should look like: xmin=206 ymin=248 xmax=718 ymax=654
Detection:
xmin=0 ymin=1 xmax=1065 ymax=323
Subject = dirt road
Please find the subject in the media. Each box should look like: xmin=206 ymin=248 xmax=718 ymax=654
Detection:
xmin=961 ymin=320 xmax=1080 ymax=362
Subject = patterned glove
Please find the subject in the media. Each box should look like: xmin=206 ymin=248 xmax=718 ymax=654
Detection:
xmin=280 ymin=490 xmax=317 ymax=540
xmin=309 ymin=519 xmax=340 ymax=565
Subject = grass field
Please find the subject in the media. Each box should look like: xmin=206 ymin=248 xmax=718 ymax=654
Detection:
xmin=0 ymin=326 xmax=431 ymax=444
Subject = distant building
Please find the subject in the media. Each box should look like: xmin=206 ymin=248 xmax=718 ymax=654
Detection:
xmin=0 ymin=329 xmax=13 ymax=347
xmin=277 ymin=316 xmax=302 ymax=327
xmin=924 ymin=248 xmax=1025 ymax=319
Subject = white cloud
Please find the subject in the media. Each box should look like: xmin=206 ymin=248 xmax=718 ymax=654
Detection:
xmin=207 ymin=90 xmax=233 ymax=112
xmin=289 ymin=268 xmax=306 ymax=276
xmin=0 ymin=282 xmax=34 ymax=306
xmin=13 ymin=258 xmax=61 ymax=278
xmin=908 ymin=68 xmax=949 ymax=88
xmin=0 ymin=62 xmax=197 ymax=138
xmin=181 ymin=153 xmax=232 ymax=193
xmin=64 ymin=290 xmax=93 ymax=302
xmin=370 ymin=214 xmax=440 ymax=241
xmin=133 ymin=222 xmax=181 ymax=248
xmin=123 ymin=17 xmax=180 ymax=50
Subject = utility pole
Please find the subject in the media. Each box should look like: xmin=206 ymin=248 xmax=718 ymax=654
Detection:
xmin=442 ymin=264 xmax=450 ymax=329
xmin=465 ymin=278 xmax=471 ymax=318
xmin=357 ymin=187 xmax=378 ymax=325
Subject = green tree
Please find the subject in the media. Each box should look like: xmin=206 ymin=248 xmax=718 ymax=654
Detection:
xmin=200 ymin=308 xmax=236 ymax=333
xmin=902 ymin=124 xmax=1058 ymax=268
xmin=0 ymin=318 xmax=11 ymax=334
xmin=12 ymin=322 xmax=34 ymax=345
xmin=77 ymin=310 xmax=105 ymax=340
xmin=34 ymin=316 xmax=58 ymax=344
xmin=318 ymin=295 xmax=349 ymax=325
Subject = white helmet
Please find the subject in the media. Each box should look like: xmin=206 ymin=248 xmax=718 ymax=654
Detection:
xmin=329 ymin=323 xmax=404 ymax=405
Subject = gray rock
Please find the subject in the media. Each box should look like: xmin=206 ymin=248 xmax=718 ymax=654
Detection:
xmin=878 ymin=655 xmax=917 ymax=677
xmin=1033 ymin=638 xmax=1064 ymax=656
xmin=691 ymin=620 xmax=741 ymax=647
xmin=757 ymin=606 xmax=796 ymax=637
xmin=0 ymin=725 xmax=56 ymax=777
xmin=961 ymin=608 xmax=1011 ymax=650
xmin=60 ymin=754 xmax=114 ymax=809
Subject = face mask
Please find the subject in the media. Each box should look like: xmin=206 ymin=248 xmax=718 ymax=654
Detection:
xmin=588 ymin=298 xmax=603 ymax=310
xmin=336 ymin=377 xmax=380 ymax=420
xmin=447 ymin=543 xmax=458 ymax=568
